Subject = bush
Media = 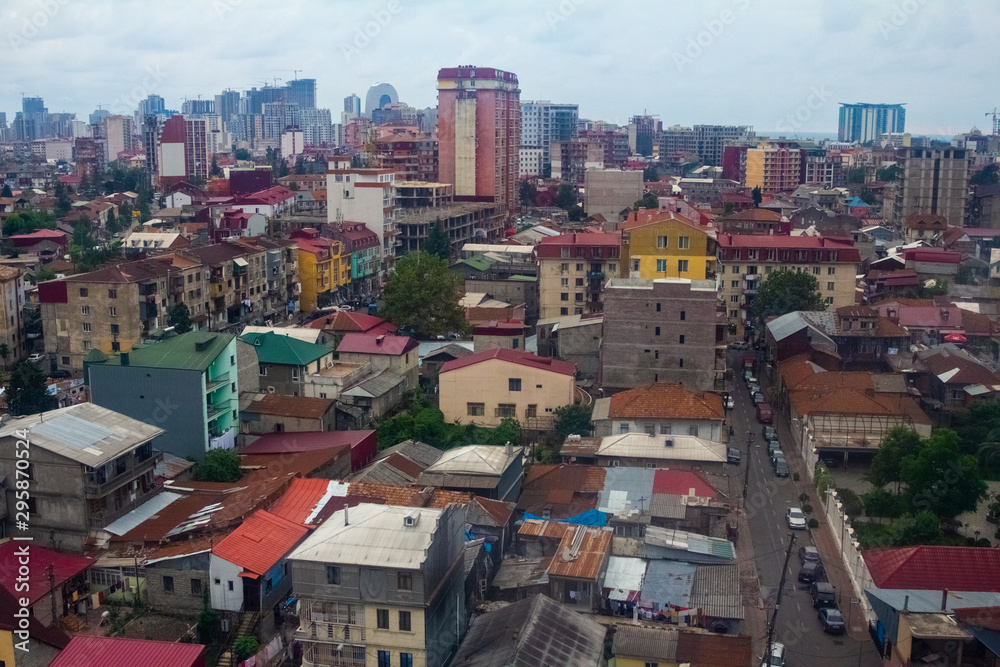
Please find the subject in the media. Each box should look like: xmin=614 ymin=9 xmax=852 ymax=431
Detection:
xmin=808 ymin=518 xmax=819 ymax=529
xmin=863 ymin=487 xmax=904 ymax=519
xmin=814 ymin=463 xmax=835 ymax=495
xmin=801 ymin=504 xmax=814 ymax=515
xmin=799 ymin=493 xmax=809 ymax=504
xmin=835 ymin=487 xmax=865 ymax=519
xmin=193 ymin=448 xmax=242 ymax=483
xmin=196 ymin=607 xmax=219 ymax=643
xmin=234 ymin=636 xmax=259 ymax=662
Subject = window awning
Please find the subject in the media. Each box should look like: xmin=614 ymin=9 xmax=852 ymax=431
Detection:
xmin=234 ymin=257 xmax=249 ymax=267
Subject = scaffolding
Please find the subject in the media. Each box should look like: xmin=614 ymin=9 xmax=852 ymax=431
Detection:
xmin=809 ymin=411 xmax=915 ymax=449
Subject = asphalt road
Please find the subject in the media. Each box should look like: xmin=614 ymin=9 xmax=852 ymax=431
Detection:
xmin=727 ymin=349 xmax=881 ymax=667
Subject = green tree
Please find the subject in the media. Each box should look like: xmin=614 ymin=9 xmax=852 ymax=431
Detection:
xmin=847 ymin=166 xmax=867 ymax=184
xmin=234 ymin=148 xmax=251 ymax=161
xmin=862 ymin=487 xmax=905 ymax=519
xmin=876 ymin=164 xmax=901 ymax=183
xmin=104 ymin=208 xmax=120 ymax=236
xmin=568 ymin=205 xmax=585 ymax=221
xmin=900 ymin=429 xmax=988 ymax=520
xmin=633 ymin=191 xmax=659 ymax=210
xmin=233 ymin=636 xmax=259 ymax=662
xmin=33 ymin=267 xmax=55 ymax=283
xmin=519 ymin=179 xmax=535 ymax=209
xmin=0 ymin=184 xmax=11 ymax=198
xmin=53 ymin=179 xmax=72 ymax=217
xmin=643 ymin=166 xmax=659 ymax=182
xmin=382 ymin=252 xmax=466 ymax=338
xmin=859 ymin=190 xmax=877 ymax=205
xmin=555 ymin=183 xmax=578 ymax=210
xmin=835 ymin=487 xmax=865 ymax=518
xmin=424 ymin=219 xmax=451 ymax=261
xmin=751 ymin=269 xmax=825 ymax=323
xmin=294 ymin=156 xmax=306 ymax=175
xmin=553 ymin=404 xmax=593 ymax=440
xmin=6 ymin=361 xmax=55 ymax=416
xmin=890 ymin=510 xmax=943 ymax=546
xmin=486 ymin=418 xmax=522 ymax=447
xmin=867 ymin=427 xmax=923 ymax=490
xmin=751 ymin=186 xmax=762 ymax=207
xmin=0 ymin=343 xmax=9 ymax=370
xmin=971 ymin=163 xmax=1000 ymax=187
xmin=167 ymin=302 xmax=193 ymax=334
xmin=721 ymin=202 xmax=736 ymax=216
xmin=210 ymin=155 xmax=222 ymax=177
xmin=194 ymin=448 xmax=242 ymax=483
xmin=2 ymin=210 xmax=56 ymax=236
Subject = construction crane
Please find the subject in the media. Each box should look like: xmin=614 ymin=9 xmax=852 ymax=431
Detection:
xmin=274 ymin=69 xmax=302 ymax=81
xmin=987 ymin=108 xmax=1000 ymax=136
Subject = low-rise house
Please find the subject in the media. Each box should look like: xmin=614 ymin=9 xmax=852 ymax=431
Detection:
xmin=241 ymin=324 xmax=333 ymax=347
xmin=50 ymin=636 xmax=206 ymax=667
xmin=0 ymin=584 xmax=70 ymax=663
xmin=241 ymin=330 xmax=335 ymax=396
xmin=417 ymin=443 xmax=524 ymax=502
xmin=466 ymin=496 xmax=516 ymax=555
xmin=242 ymin=429 xmax=377 ymax=473
xmin=595 ymin=433 xmax=728 ymax=472
xmin=0 ymin=403 xmax=164 ymax=552
xmin=766 ymin=307 xmax=911 ymax=370
xmin=420 ymin=343 xmax=474 ymax=388
xmin=0 ymin=541 xmax=93 ymax=626
xmin=517 ymin=463 xmax=606 ymax=520
xmin=350 ymin=439 xmax=443 ymax=485
xmin=336 ymin=333 xmax=420 ymax=391
xmin=517 ymin=520 xmax=613 ymax=612
xmin=905 ymin=345 xmax=1000 ymax=411
xmin=452 ymin=594 xmax=607 ymax=667
xmin=7 ymin=228 xmax=68 ymax=258
xmin=593 ymin=383 xmax=725 ymax=440
xmin=121 ymin=231 xmax=190 ymax=255
xmin=461 ymin=291 xmax=527 ymax=326
xmin=240 ymin=394 xmax=337 ymax=435
xmin=289 ymin=503 xmax=468 ymax=667
xmin=304 ymin=310 xmax=397 ymax=339
xmin=472 ymin=320 xmax=531 ymax=352
xmin=210 ymin=509 xmax=310 ymax=639
xmin=610 ymin=619 xmax=752 ymax=666
xmin=439 ymin=348 xmax=576 ymax=429
xmin=904 ymin=212 xmax=949 ymax=245
xmin=338 ymin=368 xmax=408 ymax=428
xmin=142 ymin=538 xmax=215 ymax=616
xmin=535 ymin=313 xmax=603 ymax=380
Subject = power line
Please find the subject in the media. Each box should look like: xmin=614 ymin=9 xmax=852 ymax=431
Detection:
xmin=765 ymin=532 xmax=796 ymax=665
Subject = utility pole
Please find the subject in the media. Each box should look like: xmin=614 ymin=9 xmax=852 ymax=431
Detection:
xmin=742 ymin=429 xmax=752 ymax=506
xmin=765 ymin=533 xmax=797 ymax=665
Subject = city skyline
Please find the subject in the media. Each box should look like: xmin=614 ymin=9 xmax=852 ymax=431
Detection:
xmin=2 ymin=0 xmax=997 ymax=135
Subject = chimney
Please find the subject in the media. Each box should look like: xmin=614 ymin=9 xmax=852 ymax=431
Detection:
xmin=505 ymin=440 xmax=513 ymax=457
xmin=375 ymin=335 xmax=385 ymax=346
xmin=903 ymin=595 xmax=909 ymax=611
xmin=344 ymin=504 xmax=349 ymax=526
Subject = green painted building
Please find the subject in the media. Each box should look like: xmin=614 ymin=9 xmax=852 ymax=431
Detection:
xmin=239 ymin=331 xmax=334 ymax=396
xmin=86 ymin=330 xmax=239 ymax=460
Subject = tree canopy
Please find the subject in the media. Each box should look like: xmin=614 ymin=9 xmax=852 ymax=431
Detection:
xmin=867 ymin=426 xmax=923 ymax=489
xmin=555 ymin=183 xmax=578 ymax=210
xmin=194 ymin=448 xmax=242 ymax=482
xmin=847 ymin=166 xmax=867 ymax=184
xmin=167 ymin=302 xmax=193 ymax=334
xmin=751 ymin=186 xmax=762 ymax=206
xmin=554 ymin=404 xmax=593 ymax=440
xmin=642 ymin=166 xmax=659 ymax=182
xmin=901 ymin=429 xmax=987 ymax=520
xmin=876 ymin=164 xmax=901 ymax=183
xmin=6 ymin=361 xmax=55 ymax=416
xmin=0 ymin=184 xmax=11 ymax=198
xmin=2 ymin=210 xmax=56 ymax=237
xmin=234 ymin=148 xmax=252 ymax=161
xmin=633 ymin=192 xmax=659 ymax=210
xmin=382 ymin=251 xmax=466 ymax=338
xmin=971 ymin=163 xmax=1000 ymax=187
xmin=424 ymin=220 xmax=451 ymax=261
xmin=751 ymin=269 xmax=825 ymax=323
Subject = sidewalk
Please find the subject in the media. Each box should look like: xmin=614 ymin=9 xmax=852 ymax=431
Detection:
xmin=733 ymin=504 xmax=767 ymax=659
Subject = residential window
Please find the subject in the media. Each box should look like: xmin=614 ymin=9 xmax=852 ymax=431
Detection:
xmin=378 ymin=650 xmax=390 ymax=667
xmin=79 ymin=288 xmax=88 ymax=297
xmin=467 ymin=402 xmax=485 ymax=416
xmin=108 ymin=289 xmax=117 ymax=299
xmin=689 ymin=425 xmax=700 ymax=437
xmin=619 ymin=424 xmax=630 ymax=434
xmin=109 ymin=307 xmax=117 ymax=317
xmin=660 ymin=424 xmax=672 ymax=435
xmin=163 ymin=576 xmax=174 ymax=593
xmin=574 ymin=307 xmax=583 ymax=315
xmin=62 ymin=356 xmax=69 ymax=365
xmin=326 ymin=565 xmax=341 ymax=585
xmin=228 ymin=581 xmax=234 ymax=591
xmin=678 ymin=236 xmax=690 ymax=249
xmin=645 ymin=662 xmax=659 ymax=667
xmin=191 ymin=578 xmax=202 ymax=596
xmin=560 ymin=263 xmax=569 ymax=271
xmin=730 ymin=309 xmax=738 ymax=317
xmin=509 ymin=378 xmax=522 ymax=392
xmin=259 ymin=364 xmax=267 ymax=376
xmin=401 ymin=653 xmax=414 ymax=667
xmin=731 ymin=280 xmax=739 ymax=288
xmin=561 ymin=278 xmax=568 ymax=287
xmin=655 ymin=327 xmax=660 ymax=336
xmin=656 ymin=259 xmax=667 ymax=272
xmin=292 ymin=368 xmax=299 ymax=380
xmin=632 ymin=259 xmax=640 ymax=272
xmin=560 ymin=308 xmax=568 ymax=316
xmin=827 ymin=282 xmax=835 ymax=291
xmin=575 ymin=293 xmax=583 ymax=302
xmin=526 ymin=404 xmax=537 ymax=418
xmin=110 ymin=324 xmax=119 ymax=335
xmin=813 ymin=267 xmax=821 ymax=275
xmin=497 ymin=404 xmax=516 ymax=418
xmin=654 ymin=350 xmax=659 ymax=359
xmin=377 ymin=609 xmax=390 ymax=629
xmin=828 ymin=267 xmax=836 ymax=275
xmin=561 ymin=293 xmax=569 ymax=301
xmin=397 ymin=572 xmax=412 ymax=591
xmin=398 ymin=611 xmax=412 ymax=632
xmin=656 ymin=235 xmax=668 ymax=249
xmin=679 ymin=358 xmax=684 ymax=368
xmin=83 ymin=340 xmax=92 ymax=350
xmin=677 ymin=260 xmax=689 ymax=273
xmin=680 ymin=310 xmax=685 ymax=321
xmin=679 ymin=335 xmax=685 ymax=344
xmin=81 ymin=306 xmax=90 ymax=315
xmin=656 ymin=303 xmax=661 ymax=312
xmin=825 ymin=297 xmax=834 ymax=305
xmin=730 ymin=295 xmax=739 ymax=303
xmin=576 ymin=263 xmax=583 ymax=271
xmin=82 ymin=323 xmax=91 ymax=333
xmin=731 ymin=265 xmax=740 ymax=274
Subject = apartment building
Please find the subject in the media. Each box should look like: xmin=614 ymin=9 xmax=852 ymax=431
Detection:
xmin=0 ymin=266 xmax=25 ymax=366
xmin=327 ymin=156 xmax=397 ymax=275
xmin=294 ymin=229 xmax=345 ymax=312
xmin=289 ymin=503 xmax=467 ymax=667
xmin=536 ymin=232 xmax=622 ymax=319
xmin=600 ymin=278 xmax=724 ymax=392
xmin=658 ymin=125 xmax=754 ymax=167
xmin=886 ymin=147 xmax=970 ymax=227
xmin=375 ymin=129 xmax=438 ymax=182
xmin=745 ymin=143 xmax=802 ymax=195
xmin=583 ymin=169 xmax=642 ymax=223
xmin=578 ymin=129 xmax=629 ymax=169
xmin=325 ymin=222 xmax=381 ymax=299
xmin=717 ymin=234 xmax=862 ymax=339
xmin=620 ymin=210 xmax=716 ymax=280
xmin=521 ymin=100 xmax=578 ymax=175
xmin=394 ymin=181 xmax=505 ymax=255
xmin=549 ymin=138 xmax=604 ymax=184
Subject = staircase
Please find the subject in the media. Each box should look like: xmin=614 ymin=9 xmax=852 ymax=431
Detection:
xmin=216 ymin=611 xmax=259 ymax=667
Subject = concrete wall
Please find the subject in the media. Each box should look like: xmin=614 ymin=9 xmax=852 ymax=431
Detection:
xmin=44 ymin=281 xmax=145 ymax=371
xmin=596 ymin=417 xmax=723 ymax=441
xmin=555 ymin=322 xmax=602 ymax=381
xmin=241 ymin=411 xmax=333 ymax=435
xmin=210 ymin=554 xmax=244 ymax=612
xmin=338 ymin=351 xmax=418 ymax=391
xmin=146 ymin=552 xmax=210 ymax=614
xmin=465 ymin=279 xmax=538 ymax=325
xmin=584 ymin=169 xmax=642 ymax=223
xmin=473 ymin=333 xmax=525 ymax=353
xmin=236 ymin=338 xmax=260 ymax=394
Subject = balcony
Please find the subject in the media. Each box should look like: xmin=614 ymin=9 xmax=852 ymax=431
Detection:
xmin=88 ymin=485 xmax=162 ymax=529
xmin=211 ymin=282 xmax=225 ymax=297
xmin=205 ymin=371 xmax=230 ymax=393
xmin=207 ymin=398 xmax=233 ymax=421
xmin=85 ymin=451 xmax=158 ymax=499
xmin=587 ymin=271 xmax=605 ymax=282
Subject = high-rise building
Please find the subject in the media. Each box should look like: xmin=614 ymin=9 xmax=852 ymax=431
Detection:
xmin=327 ymin=156 xmax=397 ymax=275
xmin=89 ymin=109 xmax=110 ymax=126
xmin=181 ymin=99 xmax=214 ymax=115
xmin=262 ymin=102 xmax=299 ymax=140
xmin=137 ymin=94 xmax=165 ymax=118
xmin=298 ymin=108 xmax=335 ymax=146
xmin=521 ymin=100 xmax=578 ymax=176
xmin=838 ymin=103 xmax=906 ymax=143
xmin=744 ymin=142 xmax=802 ymax=195
xmin=629 ymin=115 xmax=659 ymax=157
xmin=22 ymin=97 xmax=45 ymax=114
xmin=214 ymin=89 xmax=241 ymax=127
xmin=342 ymin=93 xmax=362 ymax=126
xmin=888 ymin=147 xmax=969 ymax=226
xmin=285 ymin=78 xmax=316 ymax=109
xmin=103 ymin=115 xmax=135 ymax=162
xmin=436 ymin=66 xmax=521 ymax=216
xmin=240 ymin=86 xmax=285 ymax=115
xmin=14 ymin=97 xmax=48 ymax=141
xmin=659 ymin=125 xmax=755 ymax=167
xmin=365 ymin=82 xmax=399 ymax=116
xmin=155 ymin=115 xmax=208 ymax=188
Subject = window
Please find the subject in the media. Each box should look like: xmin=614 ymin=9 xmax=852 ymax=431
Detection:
xmin=259 ymin=364 xmax=267 ymax=376
xmin=618 ymin=423 xmax=630 ymax=434
xmin=560 ymin=262 xmax=569 ymax=271
xmin=326 ymin=565 xmax=341 ymax=585
xmin=62 ymin=356 xmax=69 ymax=365
xmin=560 ymin=307 xmax=568 ymax=316
xmin=228 ymin=581 xmax=234 ymax=591
xmin=660 ymin=424 xmax=672 ymax=435
xmin=678 ymin=236 xmax=690 ymax=249
xmin=825 ymin=297 xmax=834 ymax=305
xmin=191 ymin=578 xmax=202 ymax=595
xmin=110 ymin=324 xmax=119 ymax=335
xmin=574 ymin=293 xmax=583 ymax=302
xmin=378 ymin=650 xmax=390 ymax=667
xmin=730 ymin=309 xmax=738 ymax=317
xmin=377 ymin=609 xmax=390 ymax=629
xmin=688 ymin=425 xmax=700 ymax=436
xmin=561 ymin=292 xmax=569 ymax=301
xmin=81 ymin=306 xmax=90 ymax=315
xmin=526 ymin=404 xmax=537 ymax=418
xmin=467 ymin=402 xmax=485 ymax=416
xmin=401 ymin=653 xmax=414 ymax=667
xmin=109 ymin=307 xmax=117 ymax=317
xmin=397 ymin=572 xmax=412 ymax=591
xmin=79 ymin=288 xmax=88 ymax=297
xmin=632 ymin=259 xmax=640 ymax=272
xmin=398 ymin=610 xmax=412 ymax=631
xmin=656 ymin=235 xmax=668 ymax=248
xmin=509 ymin=378 xmax=522 ymax=392
xmin=497 ymin=404 xmax=516 ymax=418
xmin=575 ymin=278 xmax=584 ymax=287
xmin=813 ymin=266 xmax=821 ymax=275
xmin=656 ymin=303 xmax=661 ymax=312
xmin=731 ymin=280 xmax=739 ymax=288
xmin=576 ymin=263 xmax=583 ymax=271
xmin=214 ymin=578 xmax=221 ymax=585
xmin=677 ymin=260 xmax=689 ymax=273
xmin=679 ymin=335 xmax=685 ymax=344
xmin=292 ymin=368 xmax=299 ymax=381
xmin=108 ymin=289 xmax=117 ymax=299
xmin=560 ymin=277 xmax=568 ymax=287
xmin=731 ymin=265 xmax=740 ymax=274
xmin=83 ymin=340 xmax=92 ymax=350
xmin=655 ymin=326 xmax=660 ymax=336
xmin=654 ymin=350 xmax=659 ymax=359
xmin=82 ymin=323 xmax=91 ymax=332
xmin=679 ymin=358 xmax=684 ymax=368
xmin=827 ymin=282 xmax=835 ymax=291
xmin=730 ymin=295 xmax=739 ymax=303
xmin=645 ymin=663 xmax=659 ymax=667
xmin=680 ymin=310 xmax=686 ymax=321
xmin=656 ymin=259 xmax=667 ymax=272
xmin=828 ymin=267 xmax=836 ymax=275
xmin=163 ymin=576 xmax=174 ymax=593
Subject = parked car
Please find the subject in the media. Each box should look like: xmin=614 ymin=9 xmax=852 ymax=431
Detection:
xmin=798 ymin=561 xmax=825 ymax=583
xmin=26 ymin=353 xmax=44 ymax=363
xmin=753 ymin=392 xmax=766 ymax=404
xmin=743 ymin=369 xmax=755 ymax=381
xmin=770 ymin=449 xmax=784 ymax=465
xmin=725 ymin=396 xmax=735 ymax=410
xmin=811 ymin=582 xmax=837 ymax=608
xmin=818 ymin=607 xmax=845 ymax=634
xmin=763 ymin=426 xmax=777 ymax=440
xmin=730 ymin=341 xmax=749 ymax=350
xmin=767 ymin=440 xmax=781 ymax=457
xmin=48 ymin=370 xmax=71 ymax=379
xmin=799 ymin=546 xmax=820 ymax=563
xmin=760 ymin=642 xmax=785 ymax=667
xmin=727 ymin=447 xmax=742 ymax=464
xmin=774 ymin=459 xmax=789 ymax=477
xmin=786 ymin=507 xmax=807 ymax=530
xmin=757 ymin=402 xmax=773 ymax=424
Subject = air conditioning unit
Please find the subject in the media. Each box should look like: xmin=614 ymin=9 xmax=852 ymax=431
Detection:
xmin=267 ymin=386 xmax=275 ymax=394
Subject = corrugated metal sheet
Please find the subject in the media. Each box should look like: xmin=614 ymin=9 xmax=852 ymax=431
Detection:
xmin=546 ymin=525 xmax=613 ymax=581
xmin=612 ymin=625 xmax=678 ymax=661
xmin=598 ymin=468 xmax=656 ymax=517
xmin=597 ymin=434 xmax=727 ymax=463
xmin=49 ymin=636 xmax=205 ymax=667
xmin=691 ymin=564 xmax=744 ymax=620
xmin=104 ymin=492 xmax=183 ymax=536
xmin=603 ymin=556 xmax=647 ymax=601
xmin=423 ymin=445 xmax=518 ymax=475
xmin=640 ymin=560 xmax=696 ymax=610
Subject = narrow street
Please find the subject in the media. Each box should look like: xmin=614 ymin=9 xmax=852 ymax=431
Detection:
xmin=727 ymin=349 xmax=881 ymax=667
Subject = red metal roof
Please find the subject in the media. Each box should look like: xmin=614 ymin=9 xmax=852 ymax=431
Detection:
xmin=242 ymin=430 xmax=374 ymax=454
xmin=305 ymin=310 xmax=395 ymax=335
xmin=212 ymin=510 xmax=310 ymax=576
xmin=717 ymin=234 xmax=856 ymax=249
xmin=0 ymin=541 xmax=94 ymax=605
xmin=652 ymin=469 xmax=717 ymax=500
xmin=50 ymin=636 xmax=205 ymax=667
xmin=903 ymin=249 xmax=962 ymax=264
xmin=269 ymin=478 xmax=348 ymax=526
xmin=864 ymin=546 xmax=1000 ymax=592
xmin=440 ymin=348 xmax=576 ymax=376
xmin=536 ymin=231 xmax=621 ymax=248
xmin=337 ymin=332 xmax=418 ymax=356
xmin=237 ymin=185 xmax=295 ymax=206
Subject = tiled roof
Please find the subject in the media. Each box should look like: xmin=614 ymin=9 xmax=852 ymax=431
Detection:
xmin=0 ymin=541 xmax=93 ymax=605
xmin=49 ymin=636 xmax=205 ymax=667
xmin=919 ymin=346 xmax=1000 ymax=387
xmin=622 ymin=209 xmax=702 ymax=231
xmin=652 ymin=469 xmax=717 ymax=499
xmin=241 ymin=331 xmax=331 ymax=366
xmin=467 ymin=496 xmax=516 ymax=527
xmin=613 ymin=625 xmax=678 ymax=661
xmin=243 ymin=394 xmax=335 ymax=419
xmin=864 ymin=546 xmax=1000 ymax=592
xmin=675 ymin=632 xmax=752 ymax=667
xmin=608 ymin=383 xmax=724 ymax=421
xmin=440 ymin=348 xmax=576 ymax=376
xmin=718 ymin=233 xmax=858 ymax=252
xmin=722 ymin=208 xmax=783 ymax=222
xmin=519 ymin=464 xmax=606 ymax=519
xmin=237 ymin=185 xmax=295 ymax=205
xmin=337 ymin=333 xmax=418 ymax=356
xmin=61 ymin=257 xmax=172 ymax=284
xmin=212 ymin=509 xmax=309 ymax=576
xmin=536 ymin=231 xmax=621 ymax=247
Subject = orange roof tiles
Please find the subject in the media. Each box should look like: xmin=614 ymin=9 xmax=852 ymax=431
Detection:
xmin=212 ymin=510 xmax=309 ymax=577
xmin=608 ymin=384 xmax=724 ymax=421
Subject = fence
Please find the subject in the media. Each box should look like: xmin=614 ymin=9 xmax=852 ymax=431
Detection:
xmin=823 ymin=488 xmax=875 ymax=626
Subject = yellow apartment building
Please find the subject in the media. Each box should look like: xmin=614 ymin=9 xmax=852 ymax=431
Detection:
xmin=745 ymin=142 xmax=802 ymax=196
xmin=620 ymin=210 xmax=716 ymax=280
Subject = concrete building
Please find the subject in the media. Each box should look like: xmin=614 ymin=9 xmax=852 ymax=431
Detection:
xmin=520 ymin=100 xmax=578 ymax=175
xmin=240 ymin=394 xmax=336 ymax=434
xmin=584 ymin=169 xmax=642 ymax=222
xmin=289 ymin=503 xmax=467 ymax=667
xmin=394 ymin=181 xmax=506 ymax=255
xmin=0 ymin=403 xmax=164 ymax=552
xmin=472 ymin=320 xmax=530 ymax=352
xmin=578 ymin=128 xmax=630 ymax=169
xmin=620 ymin=210 xmax=716 ymax=281
xmin=437 ymin=66 xmax=521 ymax=216
xmin=536 ymin=232 xmax=622 ymax=319
xmin=550 ymin=138 xmax=604 ymax=184
xmin=293 ymin=229 xmax=345 ymax=312
xmin=375 ymin=128 xmax=438 ymax=182
xmin=535 ymin=313 xmax=603 ymax=381
xmin=327 ymin=156 xmax=397 ymax=274
xmin=629 ymin=114 xmax=659 ymax=157
xmin=717 ymin=234 xmax=862 ymax=339
xmin=325 ymin=222 xmax=381 ymax=299
xmin=418 ymin=443 xmax=524 ymax=502
xmin=595 ymin=433 xmax=727 ymax=471
xmin=518 ymin=148 xmax=543 ymax=177
xmin=745 ymin=142 xmax=802 ymax=195
xmin=600 ymin=278 xmax=723 ymax=392
xmin=439 ymin=348 xmax=575 ymax=429
xmin=336 ymin=333 xmax=419 ymax=391
xmin=658 ymin=124 xmax=754 ymax=166
xmin=592 ymin=383 xmax=724 ymax=440
xmin=103 ymin=115 xmax=135 ymax=162
xmin=0 ymin=266 xmax=25 ymax=366
xmin=87 ymin=331 xmax=239 ymax=459
xmin=241 ymin=330 xmax=334 ymax=396
xmin=887 ymin=147 xmax=969 ymax=228
xmin=155 ymin=115 xmax=208 ymax=189
xmin=838 ymin=103 xmax=906 ymax=143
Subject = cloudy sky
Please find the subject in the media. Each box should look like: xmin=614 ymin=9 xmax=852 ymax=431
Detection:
xmin=2 ymin=0 xmax=995 ymax=136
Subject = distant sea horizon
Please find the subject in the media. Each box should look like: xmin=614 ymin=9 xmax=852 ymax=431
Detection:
xmin=755 ymin=130 xmax=956 ymax=142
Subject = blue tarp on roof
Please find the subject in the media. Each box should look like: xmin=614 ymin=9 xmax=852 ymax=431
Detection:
xmin=522 ymin=509 xmax=607 ymax=527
